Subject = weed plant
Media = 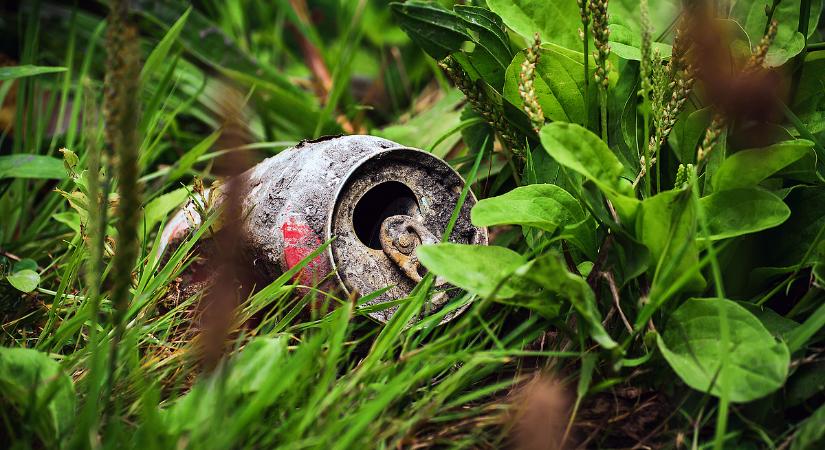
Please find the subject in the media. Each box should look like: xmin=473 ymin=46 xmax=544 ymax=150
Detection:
xmin=2 ymin=1 xmax=825 ymax=449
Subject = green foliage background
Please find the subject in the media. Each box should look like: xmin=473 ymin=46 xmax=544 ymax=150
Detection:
xmin=1 ymin=0 xmax=825 ymax=449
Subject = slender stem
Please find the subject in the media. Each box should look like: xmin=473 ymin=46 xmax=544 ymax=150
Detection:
xmin=764 ymin=0 xmax=781 ymax=34
xmin=807 ymin=42 xmax=825 ymax=52
xmin=643 ymin=105 xmax=651 ymax=198
xmin=799 ymin=0 xmax=812 ymax=41
xmin=599 ymin=87 xmax=608 ymax=142
xmin=655 ymin=139 xmax=661 ymax=193
xmin=714 ymin=389 xmax=731 ymax=450
xmin=780 ymin=101 xmax=825 ymax=174
xmin=103 ymin=0 xmax=143 ymax=423
xmin=791 ymin=0 xmax=812 ymax=102
xmin=690 ymin=168 xmax=729 ymax=450
xmin=756 ymin=219 xmax=825 ymax=306
xmin=692 ymin=189 xmax=725 ymax=301
xmin=583 ymin=28 xmax=591 ymax=129
xmin=442 ymin=137 xmax=486 ymax=242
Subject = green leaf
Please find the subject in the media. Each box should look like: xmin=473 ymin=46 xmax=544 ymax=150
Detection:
xmin=786 ymin=301 xmax=825 ymax=352
xmin=777 ymin=150 xmax=820 ymax=184
xmin=133 ymin=0 xmax=324 ymax=136
xmin=732 ymin=0 xmax=823 ymax=67
xmin=471 ymin=184 xmax=585 ymax=233
xmin=700 ymin=188 xmax=790 ymax=240
xmin=167 ymin=130 xmax=220 ymax=182
xmin=577 ymin=353 xmax=597 ymax=398
xmin=471 ymin=183 xmax=595 ymax=256
xmin=815 ymin=261 xmax=825 ymax=285
xmin=786 ymin=361 xmax=825 ymax=406
xmin=494 ymin=267 xmax=565 ymax=320
xmin=6 ymin=269 xmax=40 ymax=293
xmin=605 ymin=233 xmax=651 ymax=288
xmin=0 ymin=347 xmax=75 ymax=444
xmin=417 ymin=243 xmax=525 ymax=299
xmin=390 ymin=1 xmax=472 ymax=61
xmin=609 ymin=0 xmax=680 ymax=39
xmin=487 ymin=0 xmax=582 ymax=51
xmin=539 ymin=122 xmax=634 ymax=198
xmin=227 ymin=336 xmax=289 ymax=393
xmin=794 ymin=53 xmax=825 ymax=115
xmin=815 ymin=237 xmax=825 ymax=285
xmin=738 ymin=302 xmax=799 ymax=341
xmin=377 ymin=90 xmax=465 ymax=158
xmin=668 ymin=107 xmax=712 ymax=164
xmin=0 ymin=155 xmax=67 ymax=180
xmin=712 ymin=140 xmax=814 ymax=191
xmin=59 ymin=148 xmax=79 ymax=174
xmin=164 ymin=335 xmax=294 ymax=435
xmin=454 ymin=5 xmax=513 ymax=88
xmin=503 ymin=44 xmax=594 ymax=125
xmin=144 ymin=187 xmax=190 ymax=234
xmin=55 ymin=189 xmax=91 ymax=226
xmin=636 ymin=189 xmax=705 ymax=291
xmin=792 ymin=400 xmax=825 ymax=450
xmin=13 ymin=259 xmax=38 ymax=272
xmin=610 ymin=59 xmax=643 ymax=172
xmin=609 ymin=24 xmax=672 ymax=61
xmin=524 ymin=146 xmax=563 ymax=185
xmin=657 ymin=298 xmax=790 ymax=403
xmin=609 ymin=40 xmax=672 ymax=62
xmin=52 ymin=211 xmax=82 ymax=233
xmin=142 ymin=7 xmax=191 ymax=81
xmin=0 ymin=65 xmax=67 ymax=81
xmin=390 ymin=1 xmax=512 ymax=88
xmin=513 ymin=253 xmax=617 ymax=349
xmin=763 ymin=187 xmax=825 ymax=268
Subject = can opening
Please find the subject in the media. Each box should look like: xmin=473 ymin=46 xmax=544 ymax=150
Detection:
xmin=352 ymin=181 xmax=418 ymax=250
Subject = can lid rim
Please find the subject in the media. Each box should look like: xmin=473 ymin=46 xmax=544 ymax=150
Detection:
xmin=324 ymin=145 xmax=488 ymax=319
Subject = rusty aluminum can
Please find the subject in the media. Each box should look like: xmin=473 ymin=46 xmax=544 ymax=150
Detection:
xmin=159 ymin=135 xmax=487 ymax=322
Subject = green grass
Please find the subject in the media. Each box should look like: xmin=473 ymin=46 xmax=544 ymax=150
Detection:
xmin=0 ymin=2 xmax=555 ymax=448
xmin=2 ymin=1 xmax=825 ymax=449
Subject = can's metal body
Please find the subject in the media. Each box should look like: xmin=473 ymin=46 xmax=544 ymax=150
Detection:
xmin=160 ymin=135 xmax=487 ymax=322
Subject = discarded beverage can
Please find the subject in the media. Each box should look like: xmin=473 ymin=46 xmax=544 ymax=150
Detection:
xmin=159 ymin=135 xmax=488 ymax=322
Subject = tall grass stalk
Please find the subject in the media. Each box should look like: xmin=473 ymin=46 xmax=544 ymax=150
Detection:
xmin=578 ymin=0 xmax=591 ymax=130
xmin=102 ymin=0 xmax=143 ymax=418
xmin=589 ymin=0 xmax=610 ymax=142
xmin=689 ymin=167 xmax=729 ymax=450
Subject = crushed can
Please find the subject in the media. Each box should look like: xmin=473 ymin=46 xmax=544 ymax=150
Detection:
xmin=158 ymin=135 xmax=488 ymax=322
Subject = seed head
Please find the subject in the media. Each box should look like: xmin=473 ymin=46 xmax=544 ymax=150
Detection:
xmin=440 ymin=57 xmax=526 ymax=156
xmin=588 ymin=0 xmax=611 ymax=88
xmin=519 ymin=33 xmax=545 ymax=132
xmin=697 ymin=115 xmax=726 ymax=164
xmin=748 ymin=19 xmax=778 ymax=71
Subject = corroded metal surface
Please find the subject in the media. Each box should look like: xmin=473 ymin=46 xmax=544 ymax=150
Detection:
xmin=328 ymin=147 xmax=486 ymax=321
xmin=159 ymin=135 xmax=487 ymax=322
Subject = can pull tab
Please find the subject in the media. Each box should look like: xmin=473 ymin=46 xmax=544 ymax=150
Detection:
xmin=379 ymin=215 xmax=439 ymax=283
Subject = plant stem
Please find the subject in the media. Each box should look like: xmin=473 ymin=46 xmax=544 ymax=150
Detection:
xmin=764 ymin=0 xmax=781 ymax=34
xmin=791 ymin=0 xmax=812 ymax=102
xmin=583 ymin=28 xmax=590 ymax=130
xmin=808 ymin=41 xmax=825 ymax=52
xmin=599 ymin=87 xmax=608 ymax=142
xmin=655 ymin=138 xmax=661 ymax=193
xmin=690 ymin=168 xmax=729 ymax=450
xmin=780 ymin=100 xmax=825 ymax=174
xmin=756 ymin=218 xmax=825 ymax=306
xmin=799 ymin=0 xmax=812 ymax=43
xmin=642 ymin=104 xmax=651 ymax=198
xmin=102 ymin=0 xmax=142 ymax=421
xmin=442 ymin=136 xmax=486 ymax=242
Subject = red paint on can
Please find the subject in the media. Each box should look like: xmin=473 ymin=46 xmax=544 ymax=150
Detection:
xmin=281 ymin=216 xmax=328 ymax=285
